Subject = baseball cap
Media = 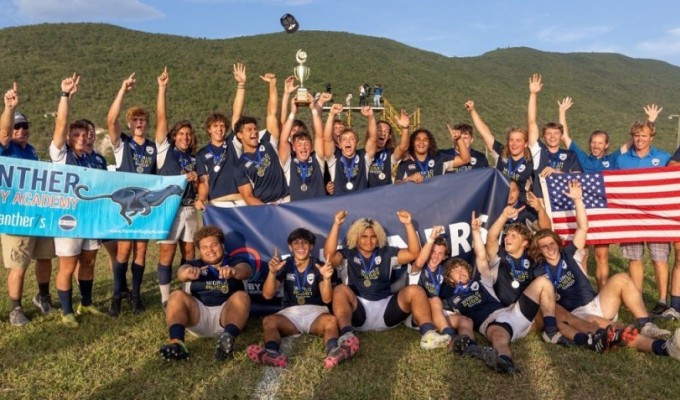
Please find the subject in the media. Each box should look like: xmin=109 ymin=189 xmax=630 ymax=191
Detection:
xmin=14 ymin=112 xmax=29 ymax=126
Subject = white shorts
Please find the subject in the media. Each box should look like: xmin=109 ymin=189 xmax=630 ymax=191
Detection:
xmin=187 ymin=300 xmax=224 ymax=338
xmin=157 ymin=206 xmax=198 ymax=244
xmin=211 ymin=199 xmax=246 ymax=208
xmin=355 ymin=296 xmax=394 ymax=332
xmin=570 ymin=295 xmax=617 ymax=321
xmin=54 ymin=237 xmax=100 ymax=257
xmin=277 ymin=304 xmax=329 ymax=334
xmin=480 ymin=302 xmax=532 ymax=342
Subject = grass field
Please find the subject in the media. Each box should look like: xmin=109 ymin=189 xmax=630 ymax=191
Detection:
xmin=1 ymin=243 xmax=679 ymax=400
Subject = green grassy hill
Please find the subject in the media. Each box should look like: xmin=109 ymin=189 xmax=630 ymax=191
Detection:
xmin=2 ymin=23 xmax=680 ymax=159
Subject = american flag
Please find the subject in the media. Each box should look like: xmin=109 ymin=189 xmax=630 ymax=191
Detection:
xmin=542 ymin=165 xmax=680 ymax=244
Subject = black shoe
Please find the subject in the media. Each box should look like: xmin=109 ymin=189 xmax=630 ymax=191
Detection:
xmin=651 ymin=302 xmax=670 ymax=317
xmin=494 ymin=356 xmax=519 ymax=374
xmin=586 ymin=328 xmax=608 ymax=353
xmin=215 ymin=331 xmax=235 ymax=361
xmin=131 ymin=296 xmax=145 ymax=315
xmin=448 ymin=335 xmax=471 ymax=354
xmin=108 ymin=296 xmax=121 ymax=317
xmin=160 ymin=339 xmax=189 ymax=361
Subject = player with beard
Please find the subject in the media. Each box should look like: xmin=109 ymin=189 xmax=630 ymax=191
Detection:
xmin=160 ymin=226 xmax=251 ymax=361
xmin=395 ymin=128 xmax=470 ymax=183
xmin=365 ymin=111 xmax=410 ymax=187
xmin=247 ymin=228 xmax=358 ymax=368
xmin=324 ymin=104 xmax=378 ymax=196
xmin=324 ymin=210 xmax=451 ymax=353
xmin=442 ymin=123 xmax=489 ymax=173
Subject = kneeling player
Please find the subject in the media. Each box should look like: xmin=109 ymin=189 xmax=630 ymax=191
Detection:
xmin=247 ymin=228 xmax=357 ymax=369
xmin=159 ymin=226 xmax=252 ymax=361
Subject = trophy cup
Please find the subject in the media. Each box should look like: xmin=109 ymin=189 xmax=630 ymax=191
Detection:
xmin=293 ymin=49 xmax=311 ymax=106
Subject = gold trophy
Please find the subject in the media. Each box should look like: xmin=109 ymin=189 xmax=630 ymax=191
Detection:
xmin=293 ymin=49 xmax=311 ymax=105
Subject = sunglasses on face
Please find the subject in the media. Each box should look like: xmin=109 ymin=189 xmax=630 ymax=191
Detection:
xmin=14 ymin=122 xmax=29 ymax=130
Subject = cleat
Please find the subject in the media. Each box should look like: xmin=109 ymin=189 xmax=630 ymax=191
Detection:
xmin=542 ymin=331 xmax=575 ymax=347
xmin=650 ymin=302 xmax=670 ymax=317
xmin=9 ymin=307 xmax=30 ymax=327
xmin=160 ymin=339 xmax=189 ymax=361
xmin=640 ymin=322 xmax=671 ymax=340
xmin=131 ymin=296 xmax=145 ymax=315
xmin=247 ymin=345 xmax=287 ymax=367
xmin=586 ymin=328 xmax=608 ymax=353
xmin=337 ymin=332 xmax=360 ymax=356
xmin=76 ymin=303 xmax=104 ymax=316
xmin=448 ymin=335 xmax=472 ymax=354
xmin=215 ymin=331 xmax=235 ymax=361
xmin=464 ymin=344 xmax=498 ymax=369
xmin=420 ymin=330 xmax=452 ymax=350
xmin=660 ymin=308 xmax=680 ymax=320
xmin=606 ymin=324 xmax=638 ymax=347
xmin=324 ymin=334 xmax=360 ymax=369
xmin=32 ymin=294 xmax=55 ymax=314
xmin=61 ymin=313 xmax=79 ymax=328
xmin=494 ymin=356 xmax=519 ymax=374
xmin=665 ymin=328 xmax=680 ymax=361
xmin=108 ymin=296 xmax=122 ymax=317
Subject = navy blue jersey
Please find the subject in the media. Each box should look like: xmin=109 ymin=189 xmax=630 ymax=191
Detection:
xmin=442 ymin=148 xmax=489 ymax=173
xmin=492 ymin=139 xmax=533 ymax=195
xmin=332 ymin=149 xmax=369 ymax=195
xmin=51 ymin=143 xmax=97 ymax=168
xmin=367 ymin=148 xmax=393 ymax=187
xmin=443 ymin=279 xmax=504 ymax=331
xmin=532 ymin=243 xmax=596 ymax=311
xmin=195 ymin=132 xmax=240 ymax=200
xmin=340 ymin=246 xmax=400 ymax=301
xmin=159 ymin=145 xmax=197 ymax=206
xmin=417 ymin=263 xmax=445 ymax=298
xmin=288 ymin=153 xmax=326 ymax=200
xmin=1 ymin=141 xmax=38 ymax=160
xmin=236 ymin=133 xmax=288 ymax=203
xmin=86 ymin=151 xmax=108 ymax=170
xmin=185 ymin=256 xmax=246 ymax=307
xmin=116 ymin=133 xmax=157 ymax=174
xmin=492 ymin=249 xmax=534 ymax=307
xmin=396 ymin=151 xmax=454 ymax=180
xmin=276 ymin=257 xmax=327 ymax=307
xmin=532 ymin=142 xmax=582 ymax=197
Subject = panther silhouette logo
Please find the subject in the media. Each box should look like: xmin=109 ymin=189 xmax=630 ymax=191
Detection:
xmin=74 ymin=184 xmax=183 ymax=225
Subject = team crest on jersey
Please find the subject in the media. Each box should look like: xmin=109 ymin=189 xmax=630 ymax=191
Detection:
xmin=306 ymin=273 xmax=315 ymax=285
xmin=259 ymin=145 xmax=266 ymax=152
xmin=602 ymin=161 xmax=610 ymax=168
xmin=517 ymin=165 xmax=526 ymax=172
xmin=652 ymin=158 xmax=660 ymax=166
xmin=374 ymin=256 xmax=382 ymax=264
xmin=354 ymin=155 xmax=360 ymax=163
xmin=205 ymin=153 xmax=213 ymax=159
xmin=407 ymin=164 xmax=416 ymax=170
xmin=146 ymin=146 xmax=154 ymax=155
xmin=452 ymin=296 xmax=461 ymax=305
xmin=559 ymin=153 xmax=567 ymax=161
xmin=470 ymin=281 xmax=479 ymax=291
xmin=353 ymin=256 xmax=362 ymax=264
xmin=523 ymin=259 xmax=530 ymax=269
xmin=471 ymin=157 xmax=477 ymax=165
xmin=286 ymin=273 xmax=295 ymax=281
xmin=428 ymin=159 xmax=435 ymax=168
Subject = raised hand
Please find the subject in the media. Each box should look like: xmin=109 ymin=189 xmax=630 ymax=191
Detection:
xmin=318 ymin=92 xmax=333 ymax=106
xmin=397 ymin=109 xmax=410 ymax=129
xmin=529 ymin=73 xmax=543 ymax=94
xmin=502 ymin=205 xmax=522 ymax=220
xmin=470 ymin=211 xmax=481 ymax=232
xmin=330 ymin=103 xmax=343 ymax=115
xmin=397 ymin=210 xmax=412 ymax=225
xmin=643 ymin=104 xmax=663 ymax=123
xmin=464 ymin=100 xmax=475 ymax=112
xmin=61 ymin=72 xmax=80 ymax=95
xmin=317 ymin=260 xmax=334 ymax=280
xmin=259 ymin=73 xmax=276 ymax=84
xmin=157 ymin=66 xmax=169 ymax=87
xmin=429 ymin=225 xmax=445 ymax=240
xmin=284 ymin=76 xmax=298 ymax=95
xmin=333 ymin=210 xmax=348 ymax=225
xmin=558 ymin=97 xmax=573 ymax=113
xmin=268 ymin=247 xmax=286 ymax=273
xmin=564 ymin=179 xmax=583 ymax=200
xmin=526 ymin=191 xmax=544 ymax=211
xmin=233 ymin=63 xmax=246 ymax=85
xmin=4 ymin=82 xmax=18 ymax=108
xmin=446 ymin=123 xmax=461 ymax=141
xmin=360 ymin=105 xmax=373 ymax=118
xmin=121 ymin=73 xmax=136 ymax=92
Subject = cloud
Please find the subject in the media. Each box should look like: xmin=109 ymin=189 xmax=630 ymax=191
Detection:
xmin=12 ymin=0 xmax=164 ymax=22
xmin=538 ymin=26 xmax=612 ymax=44
xmin=637 ymin=28 xmax=680 ymax=56
xmin=182 ymin=0 xmax=316 ymax=5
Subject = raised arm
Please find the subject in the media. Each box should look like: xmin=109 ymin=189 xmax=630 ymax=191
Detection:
xmin=260 ymin=73 xmax=279 ymax=139
xmin=527 ymin=73 xmax=543 ymax=147
xmin=465 ymin=100 xmax=495 ymax=153
xmin=231 ymin=63 xmax=246 ymax=130
xmin=313 ymin=93 xmax=330 ymax=157
xmin=1 ymin=82 xmax=19 ymax=147
xmin=393 ymin=109 xmax=411 ymax=161
xmin=53 ymin=73 xmax=80 ymax=150
xmin=107 ymin=73 xmax=136 ymax=146
xmin=361 ymin=105 xmax=378 ymax=159
xmin=324 ymin=104 xmax=343 ymax=158
xmin=280 ymin=76 xmax=298 ymax=128
xmin=558 ymin=97 xmax=573 ymax=148
xmin=486 ymin=205 xmax=522 ymax=260
xmin=317 ymin=260 xmax=334 ymax=304
xmin=566 ymin=179 xmax=587 ymax=249
xmin=396 ymin=210 xmax=421 ymax=264
xmin=155 ymin=67 xmax=169 ymax=144
xmin=445 ymin=124 xmax=471 ymax=168
xmin=262 ymin=247 xmax=285 ymax=299
xmin=471 ymin=211 xmax=491 ymax=278
xmin=324 ymin=210 xmax=347 ymax=267
xmin=412 ymin=225 xmax=444 ymax=273
xmin=526 ymin=191 xmax=551 ymax=230
xmin=278 ymin=97 xmax=300 ymax=165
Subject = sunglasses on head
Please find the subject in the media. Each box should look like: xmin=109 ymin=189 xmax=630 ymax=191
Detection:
xmin=14 ymin=122 xmax=29 ymax=130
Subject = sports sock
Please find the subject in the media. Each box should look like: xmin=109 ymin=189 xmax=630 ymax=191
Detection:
xmin=652 ymin=339 xmax=669 ymax=356
xmin=57 ymin=289 xmax=74 ymax=315
xmin=169 ymin=323 xmax=185 ymax=342
xmin=442 ymin=327 xmax=457 ymax=337
xmin=573 ymin=332 xmax=588 ymax=346
xmin=157 ymin=263 xmax=172 ymax=303
xmin=265 ymin=341 xmax=280 ymax=352
xmin=112 ymin=261 xmax=128 ymax=296
xmin=131 ymin=263 xmax=145 ymax=296
xmin=340 ymin=326 xmax=354 ymax=335
xmin=78 ymin=279 xmax=94 ymax=306
xmin=419 ymin=322 xmax=435 ymax=336
xmin=10 ymin=298 xmax=21 ymax=309
xmin=543 ymin=316 xmax=558 ymax=334
xmin=38 ymin=283 xmax=50 ymax=298
xmin=224 ymin=323 xmax=241 ymax=338
xmin=671 ymin=296 xmax=680 ymax=311
xmin=637 ymin=317 xmax=652 ymax=326
xmin=326 ymin=338 xmax=339 ymax=353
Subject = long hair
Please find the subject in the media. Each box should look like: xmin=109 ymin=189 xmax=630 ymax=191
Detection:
xmin=408 ymin=128 xmax=438 ymax=159
xmin=528 ymin=229 xmax=564 ymax=264
xmin=168 ymin=120 xmax=197 ymax=156
xmin=443 ymin=258 xmax=473 ymax=285
xmin=501 ymin=127 xmax=532 ymax=161
xmin=346 ymin=218 xmax=387 ymax=249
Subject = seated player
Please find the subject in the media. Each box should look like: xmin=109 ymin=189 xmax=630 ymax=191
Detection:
xmin=159 ymin=226 xmax=251 ymax=361
xmin=247 ymin=228 xmax=357 ymax=369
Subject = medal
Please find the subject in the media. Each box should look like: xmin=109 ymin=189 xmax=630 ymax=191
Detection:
xmin=300 ymin=184 xmax=308 ymax=192
xmin=511 ymin=280 xmax=520 ymax=289
xmin=378 ymin=172 xmax=386 ymax=180
xmin=555 ymin=293 xmax=561 ymax=301
xmin=293 ymin=259 xmax=312 ymax=307
xmin=136 ymin=166 xmax=144 ymax=173
xmin=346 ymin=182 xmax=354 ymax=190
xmin=364 ymin=279 xmax=371 ymax=287
xmin=257 ymin=169 xmax=265 ymax=177
xmin=297 ymin=296 xmax=305 ymax=305
xmin=213 ymin=165 xmax=221 ymax=172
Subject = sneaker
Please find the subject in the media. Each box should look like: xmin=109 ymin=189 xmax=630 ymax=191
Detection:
xmin=420 ymin=330 xmax=452 ymax=350
xmin=324 ymin=334 xmax=360 ymax=369
xmin=494 ymin=355 xmax=519 ymax=374
xmin=160 ymin=339 xmax=189 ymax=361
xmin=76 ymin=303 xmax=104 ymax=316
xmin=651 ymin=302 xmax=671 ymax=317
xmin=665 ymin=328 xmax=680 ymax=361
xmin=660 ymin=307 xmax=680 ymax=320
xmin=32 ymin=294 xmax=55 ymax=314
xmin=606 ymin=324 xmax=638 ymax=347
xmin=61 ymin=313 xmax=79 ymax=328
xmin=215 ymin=331 xmax=235 ymax=361
xmin=108 ymin=296 xmax=122 ymax=317
xmin=640 ymin=322 xmax=671 ymax=339
xmin=247 ymin=345 xmax=287 ymax=367
xmin=542 ymin=331 xmax=575 ymax=347
xmin=9 ymin=307 xmax=30 ymax=327
xmin=586 ymin=328 xmax=608 ymax=353
xmin=131 ymin=296 xmax=145 ymax=315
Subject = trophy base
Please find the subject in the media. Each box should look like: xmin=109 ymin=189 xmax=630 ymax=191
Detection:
xmin=294 ymin=88 xmax=310 ymax=106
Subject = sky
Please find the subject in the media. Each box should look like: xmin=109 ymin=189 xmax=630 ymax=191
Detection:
xmin=2 ymin=0 xmax=680 ymax=67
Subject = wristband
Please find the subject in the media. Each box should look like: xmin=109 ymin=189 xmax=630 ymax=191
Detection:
xmin=237 ymin=84 xmax=245 ymax=89
xmin=60 ymin=91 xmax=70 ymax=97
xmin=288 ymin=112 xmax=295 ymax=120
xmin=426 ymin=238 xmax=435 ymax=244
